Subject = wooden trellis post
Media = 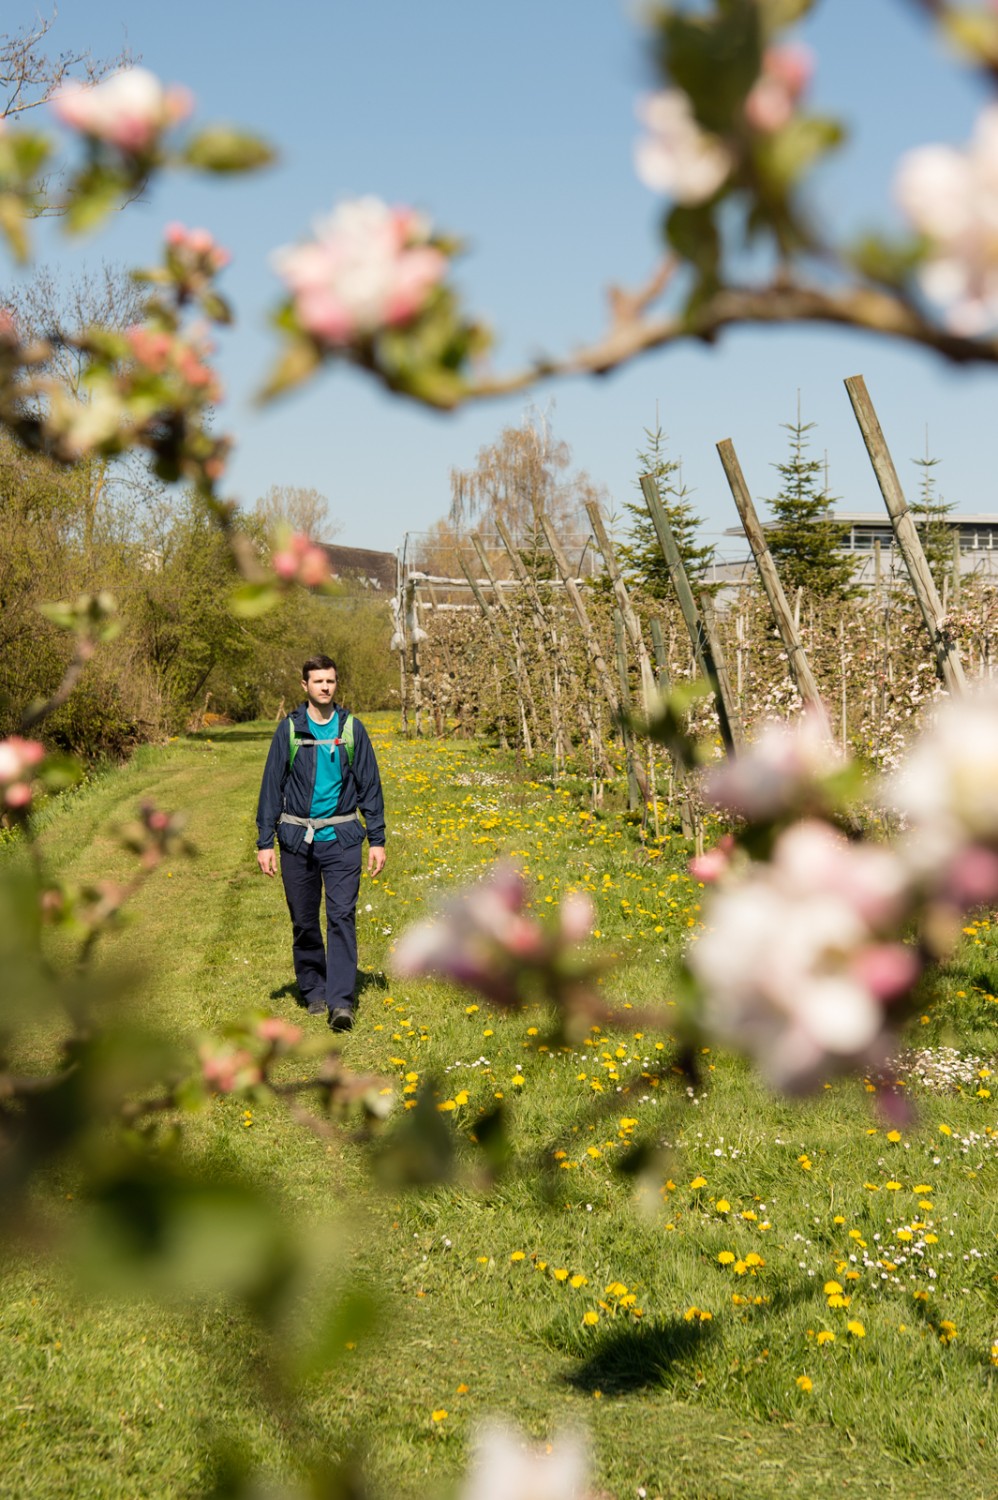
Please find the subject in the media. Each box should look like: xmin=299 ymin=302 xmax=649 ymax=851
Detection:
xmin=459 ymin=557 xmax=513 ymax=751
xmin=614 ymin=609 xmax=641 ymax=812
xmin=470 ymin=532 xmax=541 ymax=752
xmin=586 ymin=500 xmax=659 ymax=836
xmin=638 ymin=474 xmax=740 ymax=754
xmin=844 ymin=374 xmax=967 ymax=696
xmin=493 ymin=515 xmax=572 ymax=773
xmin=715 ymin=439 xmax=832 ymax=735
xmin=538 ymin=513 xmax=621 ymax=720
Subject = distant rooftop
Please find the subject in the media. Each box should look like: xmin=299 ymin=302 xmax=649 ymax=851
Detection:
xmin=321 ymin=544 xmax=396 ymax=591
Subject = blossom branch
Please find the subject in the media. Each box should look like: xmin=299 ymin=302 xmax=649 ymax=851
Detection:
xmin=459 ymin=277 xmax=998 ymax=405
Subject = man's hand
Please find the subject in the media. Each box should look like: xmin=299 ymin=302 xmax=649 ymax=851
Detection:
xmin=257 ymin=847 xmax=278 ymax=877
xmin=368 ymin=845 xmax=386 ymax=877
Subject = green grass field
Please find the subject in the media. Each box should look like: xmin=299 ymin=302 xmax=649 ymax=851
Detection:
xmin=3 ymin=716 xmax=998 ymax=1499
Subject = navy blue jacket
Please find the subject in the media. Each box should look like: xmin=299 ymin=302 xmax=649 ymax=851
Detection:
xmin=256 ymin=701 xmax=386 ymax=854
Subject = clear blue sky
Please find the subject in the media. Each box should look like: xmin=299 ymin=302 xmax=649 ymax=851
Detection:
xmin=19 ymin=0 xmax=998 ymax=558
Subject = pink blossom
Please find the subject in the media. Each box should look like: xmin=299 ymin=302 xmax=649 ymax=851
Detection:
xmin=459 ymin=1423 xmax=588 ymax=1500
xmin=257 ymin=1017 xmax=303 ymax=1046
xmin=894 ymin=105 xmax=998 ymax=333
xmin=0 ymin=736 xmax=45 ymax=809
xmin=199 ymin=1044 xmax=261 ymax=1093
xmin=271 ymin=532 xmax=332 ymax=587
xmin=744 ymin=44 xmax=813 ymax=134
xmin=689 ymin=822 xmax=919 ymax=1091
xmin=634 ymin=91 xmax=733 ymax=204
xmin=392 ymin=863 xmax=593 ymax=1011
xmin=165 ymin=222 xmax=231 ymax=272
xmin=689 ymin=834 xmax=735 ymax=884
xmin=52 ymin=67 xmax=193 ymax=154
xmin=273 ymin=197 xmax=447 ymax=346
xmin=558 ymin=891 xmax=595 ymax=944
xmin=888 ymin=685 xmax=998 ymax=854
xmin=705 ymin=710 xmax=843 ymax=822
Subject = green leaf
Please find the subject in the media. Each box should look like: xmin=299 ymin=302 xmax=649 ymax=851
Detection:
xmin=198 ymin=290 xmax=233 ymax=325
xmin=757 ymin=114 xmax=845 ymax=192
xmin=659 ymin=2 xmax=762 ymax=134
xmin=182 ymin=127 xmax=276 ymax=174
xmin=665 ymin=202 xmax=721 ymax=275
xmin=848 ymin=232 xmax=925 ymax=289
xmin=63 ymin=163 xmax=131 ymax=234
xmin=0 ymin=192 xmax=30 ymax=262
xmin=258 ymin=335 xmax=322 ymax=402
xmin=229 ymin=581 xmax=281 ymax=618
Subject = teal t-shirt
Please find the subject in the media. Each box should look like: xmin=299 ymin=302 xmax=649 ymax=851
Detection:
xmin=307 ymin=711 xmax=344 ymax=841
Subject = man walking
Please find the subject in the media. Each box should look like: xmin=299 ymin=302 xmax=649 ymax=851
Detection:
xmin=256 ymin=654 xmax=386 ymax=1032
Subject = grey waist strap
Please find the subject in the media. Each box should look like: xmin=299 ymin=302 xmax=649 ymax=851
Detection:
xmin=279 ymin=810 xmax=361 ymax=845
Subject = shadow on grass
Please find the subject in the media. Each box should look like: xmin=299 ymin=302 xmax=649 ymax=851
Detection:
xmin=269 ymin=981 xmax=307 ymax=1008
xmin=564 ymin=1316 xmax=716 ymax=1396
xmin=357 ymin=969 xmax=389 ymax=998
xmin=188 ymin=728 xmax=274 ymax=743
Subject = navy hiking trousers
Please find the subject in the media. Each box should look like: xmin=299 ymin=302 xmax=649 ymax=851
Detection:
xmin=279 ymin=838 xmax=363 ymax=1010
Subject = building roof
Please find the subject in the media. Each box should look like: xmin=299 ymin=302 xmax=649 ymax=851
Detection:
xmin=321 ymin=543 xmax=397 ymax=591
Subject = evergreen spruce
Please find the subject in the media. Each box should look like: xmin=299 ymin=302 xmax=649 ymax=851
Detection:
xmin=765 ymin=402 xmax=854 ymax=599
xmin=912 ymin=433 xmax=956 ymax=593
xmin=618 ymin=419 xmax=715 ymax=595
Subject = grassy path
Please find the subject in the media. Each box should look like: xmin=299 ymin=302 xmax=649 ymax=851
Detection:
xmin=2 ymin=718 xmax=998 ymax=1499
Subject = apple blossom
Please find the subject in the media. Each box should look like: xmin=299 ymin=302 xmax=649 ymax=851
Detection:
xmin=271 ymin=532 xmax=332 ymax=588
xmin=689 ymin=820 xmax=920 ymax=1092
xmin=744 ymin=44 xmax=814 ymax=134
xmin=705 ymin=709 xmax=844 ymax=822
xmin=895 ymin=105 xmax=998 ymax=333
xmin=459 ymin=1424 xmax=589 ymax=1500
xmin=634 ymin=90 xmax=733 ymax=204
xmin=52 ymin=67 xmax=193 ymax=154
xmin=0 ymin=736 xmax=46 ymax=809
xmin=392 ymin=863 xmax=597 ymax=1012
xmin=273 ymin=197 xmax=448 ymax=346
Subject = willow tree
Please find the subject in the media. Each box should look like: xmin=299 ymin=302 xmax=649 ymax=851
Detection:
xmin=448 ymin=406 xmax=604 ymax=577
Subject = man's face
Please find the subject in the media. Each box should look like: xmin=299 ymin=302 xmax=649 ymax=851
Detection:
xmin=303 ymin=669 xmax=337 ymax=709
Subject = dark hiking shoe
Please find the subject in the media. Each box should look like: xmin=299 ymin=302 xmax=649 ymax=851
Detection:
xmin=328 ymin=1007 xmax=354 ymax=1033
xmin=306 ymin=996 xmax=326 ymax=1016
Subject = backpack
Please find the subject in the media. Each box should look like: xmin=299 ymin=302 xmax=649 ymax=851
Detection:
xmin=288 ymin=711 xmax=355 ymax=770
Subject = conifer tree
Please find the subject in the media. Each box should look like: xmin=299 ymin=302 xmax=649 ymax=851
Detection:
xmin=912 ymin=433 xmax=956 ymax=593
xmin=765 ymin=401 xmax=854 ymax=599
xmin=618 ymin=419 xmax=714 ymax=595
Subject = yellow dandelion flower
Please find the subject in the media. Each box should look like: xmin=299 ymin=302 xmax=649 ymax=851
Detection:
xmin=510 ymin=1251 xmax=525 ymax=1262
xmin=716 ymin=1199 xmax=731 ymax=1213
xmin=431 ymin=1409 xmax=448 ymax=1422
xmin=553 ymin=1268 xmax=569 ymax=1282
xmin=690 ymin=1175 xmax=708 ymax=1189
xmin=847 ymin=1320 xmax=866 ymax=1338
xmin=816 ymin=1331 xmax=835 ymax=1346
xmin=582 ymin=1311 xmax=599 ymax=1326
xmin=824 ymin=1281 xmax=843 ymax=1295
xmin=570 ymin=1274 xmax=588 ymax=1288
xmin=796 ymin=1375 xmax=813 ymax=1392
xmin=718 ymin=1251 xmax=736 ymax=1265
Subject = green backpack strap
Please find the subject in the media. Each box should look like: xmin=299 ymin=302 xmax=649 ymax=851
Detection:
xmin=339 ymin=713 xmax=355 ymax=767
xmin=287 ymin=713 xmax=354 ymax=768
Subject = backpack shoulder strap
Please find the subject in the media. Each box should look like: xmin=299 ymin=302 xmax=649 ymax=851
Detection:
xmin=288 ymin=719 xmax=299 ymax=769
xmin=341 ymin=713 xmax=355 ymax=767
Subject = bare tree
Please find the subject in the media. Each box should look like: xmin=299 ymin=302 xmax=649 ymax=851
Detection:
xmin=0 ymin=10 xmax=131 ymax=120
xmin=449 ymin=405 xmax=604 ymax=572
xmin=254 ymin=484 xmax=339 ymax=542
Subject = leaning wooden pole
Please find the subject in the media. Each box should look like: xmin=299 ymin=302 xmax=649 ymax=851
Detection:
xmin=715 ymin=438 xmax=832 ymax=735
xmin=470 ymin=532 xmax=542 ymax=750
xmin=538 ymin=513 xmax=621 ymax=720
xmin=585 ymin=500 xmax=659 ymax=836
xmin=844 ymin=374 xmax=966 ymax=696
xmin=493 ymin=516 xmax=570 ymax=772
xmin=460 ymin=557 xmax=514 ymax=751
xmin=638 ymin=474 xmax=739 ymax=755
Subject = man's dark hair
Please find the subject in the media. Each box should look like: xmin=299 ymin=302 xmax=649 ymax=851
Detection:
xmin=302 ymin=654 xmax=338 ymax=681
